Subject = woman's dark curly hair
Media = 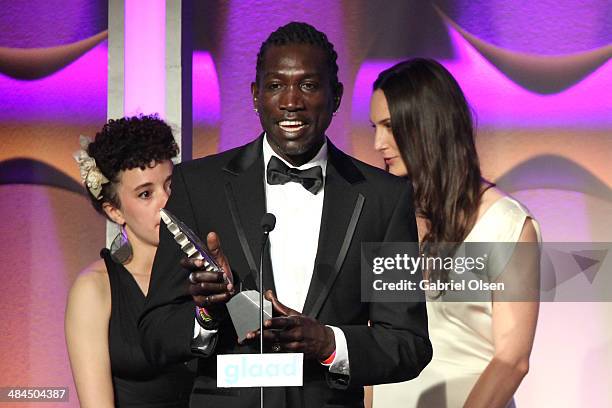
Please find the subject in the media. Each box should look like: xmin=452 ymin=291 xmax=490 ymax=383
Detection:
xmin=85 ymin=114 xmax=179 ymax=218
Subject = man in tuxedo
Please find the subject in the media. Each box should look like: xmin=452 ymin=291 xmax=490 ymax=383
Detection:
xmin=140 ymin=22 xmax=431 ymax=407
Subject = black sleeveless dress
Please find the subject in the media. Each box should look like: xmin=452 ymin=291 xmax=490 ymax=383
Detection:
xmin=101 ymin=249 xmax=194 ymax=407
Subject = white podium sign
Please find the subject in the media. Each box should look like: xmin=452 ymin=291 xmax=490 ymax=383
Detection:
xmin=217 ymin=353 xmax=304 ymax=388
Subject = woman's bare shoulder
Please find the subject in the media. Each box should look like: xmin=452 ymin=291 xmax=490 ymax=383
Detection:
xmin=477 ymin=186 xmax=508 ymax=219
xmin=65 ymin=259 xmax=112 ymax=361
xmin=69 ymin=259 xmax=111 ymax=305
xmin=481 ymin=185 xmax=507 ymax=206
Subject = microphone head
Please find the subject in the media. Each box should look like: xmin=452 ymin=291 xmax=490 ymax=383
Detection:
xmin=261 ymin=213 xmax=276 ymax=233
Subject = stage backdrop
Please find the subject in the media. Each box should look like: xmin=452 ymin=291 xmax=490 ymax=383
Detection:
xmin=1 ymin=1 xmax=611 ymax=407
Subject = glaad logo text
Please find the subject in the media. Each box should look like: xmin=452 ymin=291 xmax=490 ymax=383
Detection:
xmin=225 ymin=355 xmax=299 ymax=385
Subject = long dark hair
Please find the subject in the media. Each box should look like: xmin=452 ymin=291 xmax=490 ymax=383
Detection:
xmin=374 ymin=58 xmax=484 ymax=276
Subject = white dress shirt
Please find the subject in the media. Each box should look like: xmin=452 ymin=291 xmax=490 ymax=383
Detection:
xmin=263 ymin=135 xmax=349 ymax=376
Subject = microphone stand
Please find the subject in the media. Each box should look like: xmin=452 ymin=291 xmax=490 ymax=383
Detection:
xmin=260 ymin=233 xmax=270 ymax=354
xmin=259 ymin=214 xmax=275 ymax=408
xmin=259 ymin=233 xmax=269 ymax=408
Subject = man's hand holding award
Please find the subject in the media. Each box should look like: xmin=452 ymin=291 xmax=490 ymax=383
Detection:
xmin=160 ymin=208 xmax=304 ymax=397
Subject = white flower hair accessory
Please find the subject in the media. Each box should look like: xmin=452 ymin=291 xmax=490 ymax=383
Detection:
xmin=73 ymin=135 xmax=110 ymax=200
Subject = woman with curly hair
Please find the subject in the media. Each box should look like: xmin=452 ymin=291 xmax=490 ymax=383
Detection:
xmin=65 ymin=115 xmax=194 ymax=407
xmin=369 ymin=59 xmax=540 ymax=408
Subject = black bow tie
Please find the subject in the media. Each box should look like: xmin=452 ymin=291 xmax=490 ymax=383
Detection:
xmin=266 ymin=156 xmax=324 ymax=194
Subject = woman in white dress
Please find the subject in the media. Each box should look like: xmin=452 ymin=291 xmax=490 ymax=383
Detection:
xmin=367 ymin=58 xmax=540 ymax=408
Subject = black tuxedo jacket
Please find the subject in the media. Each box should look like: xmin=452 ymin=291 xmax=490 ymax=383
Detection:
xmin=140 ymin=135 xmax=432 ymax=408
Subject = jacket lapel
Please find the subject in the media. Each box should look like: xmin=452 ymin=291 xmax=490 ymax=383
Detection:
xmin=302 ymin=141 xmax=365 ymax=318
xmin=223 ymin=134 xmax=276 ymax=293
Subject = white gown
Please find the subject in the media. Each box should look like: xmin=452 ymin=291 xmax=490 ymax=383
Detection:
xmin=373 ymin=196 xmax=541 ymax=408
